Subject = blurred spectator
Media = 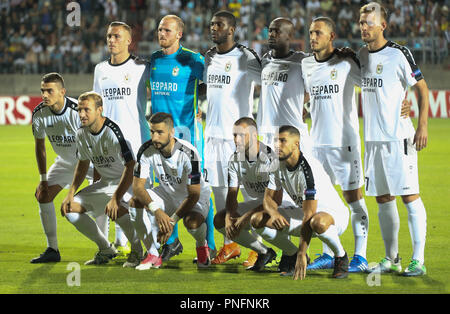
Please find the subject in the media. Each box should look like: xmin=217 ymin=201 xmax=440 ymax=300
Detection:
xmin=0 ymin=0 xmax=447 ymax=74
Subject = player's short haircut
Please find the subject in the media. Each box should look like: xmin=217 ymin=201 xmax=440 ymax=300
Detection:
xmin=360 ymin=2 xmax=388 ymax=22
xmin=78 ymin=91 xmax=103 ymax=108
xmin=162 ymin=15 xmax=185 ymax=32
xmin=312 ymin=16 xmax=336 ymax=33
xmin=279 ymin=125 xmax=300 ymax=138
xmin=149 ymin=112 xmax=174 ymax=129
xmin=213 ymin=10 xmax=237 ymax=28
xmin=234 ymin=117 xmax=257 ymax=130
xmin=41 ymin=72 xmax=65 ymax=88
xmin=272 ymin=17 xmax=295 ymax=37
xmin=109 ymin=21 xmax=133 ymax=37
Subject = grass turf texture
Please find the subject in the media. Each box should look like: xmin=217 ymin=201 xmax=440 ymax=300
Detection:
xmin=0 ymin=118 xmax=449 ymax=294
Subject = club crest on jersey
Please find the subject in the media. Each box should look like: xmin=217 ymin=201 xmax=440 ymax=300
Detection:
xmin=102 ymin=145 xmax=108 ymax=155
xmin=330 ymin=69 xmax=337 ymax=80
xmin=124 ymin=73 xmax=131 ymax=83
xmin=376 ymin=63 xmax=383 ymax=74
xmin=172 ymin=66 xmax=180 ymax=77
xmin=225 ymin=61 xmax=232 ymax=72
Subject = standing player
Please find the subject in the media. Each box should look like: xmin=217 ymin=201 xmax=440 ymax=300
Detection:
xmin=204 ymin=10 xmax=262 ymax=264
xmin=257 ymin=18 xmax=312 ymax=154
xmin=264 ymin=126 xmax=350 ymax=280
xmin=132 ymin=113 xmax=212 ymax=269
xmin=93 ymin=21 xmax=151 ymax=257
xmin=31 ymin=73 xmax=88 ymax=263
xmin=301 ymin=17 xmax=369 ymax=273
xmin=148 ymin=15 xmax=216 ymax=261
xmin=358 ymin=3 xmax=429 ymax=276
xmin=60 ymin=92 xmax=142 ymax=266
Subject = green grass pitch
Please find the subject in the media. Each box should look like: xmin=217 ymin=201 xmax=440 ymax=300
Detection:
xmin=0 ymin=118 xmax=449 ymax=294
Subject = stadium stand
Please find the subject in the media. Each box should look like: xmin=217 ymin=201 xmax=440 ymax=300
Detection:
xmin=0 ymin=0 xmax=448 ymax=74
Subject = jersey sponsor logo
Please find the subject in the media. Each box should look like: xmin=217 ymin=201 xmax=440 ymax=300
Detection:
xmin=310 ymin=84 xmax=339 ymax=99
xmin=159 ymin=173 xmax=182 ymax=185
xmin=151 ymin=81 xmax=178 ymax=96
xmin=91 ymin=155 xmax=116 ymax=168
xmin=262 ymin=71 xmax=289 ymax=84
xmin=361 ymin=77 xmax=383 ymax=92
xmin=102 ymin=87 xmax=132 ymax=100
xmin=47 ymin=134 xmax=76 ymax=147
xmin=207 ymin=74 xmax=231 ymax=84
xmin=244 ymin=180 xmax=269 ymax=194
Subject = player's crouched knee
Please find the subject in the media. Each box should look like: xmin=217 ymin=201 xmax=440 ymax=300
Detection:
xmin=129 ymin=196 xmax=145 ymax=209
xmin=250 ymin=212 xmax=265 ymax=229
xmin=35 ymin=187 xmax=51 ymax=203
xmin=309 ymin=215 xmax=329 ymax=234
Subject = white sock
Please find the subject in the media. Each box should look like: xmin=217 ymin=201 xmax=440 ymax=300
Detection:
xmin=348 ymin=198 xmax=369 ymax=258
xmin=129 ymin=207 xmax=153 ymax=251
xmin=187 ymin=223 xmax=207 ymax=247
xmin=95 ymin=214 xmax=109 ymax=238
xmin=115 ymin=214 xmax=142 ymax=255
xmin=378 ymin=200 xmax=400 ymax=260
xmin=212 ymin=186 xmax=233 ymax=245
xmin=219 ymin=227 xmax=268 ymax=254
xmin=65 ymin=212 xmax=110 ymax=250
xmin=251 ymin=228 xmax=263 ymax=242
xmin=147 ymin=213 xmax=160 ymax=252
xmin=317 ymin=225 xmax=346 ymax=258
xmin=38 ymin=202 xmax=58 ymax=250
xmin=405 ymin=198 xmax=427 ymax=264
xmin=322 ymin=243 xmax=335 ymax=257
xmin=255 ymin=227 xmax=296 ymax=256
xmin=114 ymin=223 xmax=129 ymax=247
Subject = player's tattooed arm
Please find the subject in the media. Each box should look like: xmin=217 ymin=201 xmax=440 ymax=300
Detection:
xmin=294 ymin=199 xmax=317 ymax=280
xmin=106 ymin=160 xmax=135 ymax=220
xmin=60 ymin=159 xmax=90 ymax=216
xmin=263 ymin=188 xmax=289 ymax=230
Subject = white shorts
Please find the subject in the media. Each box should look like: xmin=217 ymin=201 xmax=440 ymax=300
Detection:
xmin=364 ymin=139 xmax=419 ymax=196
xmin=47 ymin=157 xmax=94 ymax=189
xmin=312 ymin=145 xmax=364 ymax=191
xmin=147 ymin=185 xmax=210 ymax=219
xmin=237 ymin=195 xmax=304 ymax=236
xmin=73 ymin=180 xmax=132 ymax=218
xmin=204 ymin=137 xmax=235 ymax=187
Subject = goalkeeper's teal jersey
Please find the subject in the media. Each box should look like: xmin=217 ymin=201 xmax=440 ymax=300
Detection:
xmin=150 ymin=46 xmax=204 ymax=156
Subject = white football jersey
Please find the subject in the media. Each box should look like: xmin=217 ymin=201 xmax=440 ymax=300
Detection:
xmin=204 ymin=44 xmax=261 ymax=140
xmin=76 ymin=118 xmax=134 ymax=182
xmin=268 ymin=152 xmax=346 ymax=213
xmin=93 ymin=55 xmax=151 ymax=154
xmin=134 ymin=138 xmax=210 ymax=205
xmin=257 ymin=50 xmax=310 ymax=140
xmin=228 ymin=142 xmax=278 ymax=199
xmin=301 ymin=50 xmax=361 ymax=147
xmin=32 ymin=97 xmax=80 ymax=163
xmin=358 ymin=41 xmax=422 ymax=142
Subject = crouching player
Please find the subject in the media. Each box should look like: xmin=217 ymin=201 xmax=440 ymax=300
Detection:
xmin=213 ymin=117 xmax=302 ymax=273
xmin=256 ymin=126 xmax=350 ymax=279
xmin=60 ymin=92 xmax=142 ymax=266
xmin=131 ymin=113 xmax=212 ymax=269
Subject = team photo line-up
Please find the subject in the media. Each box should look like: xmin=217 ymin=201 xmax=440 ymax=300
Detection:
xmin=31 ymin=2 xmax=429 ymax=280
